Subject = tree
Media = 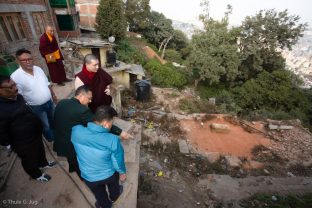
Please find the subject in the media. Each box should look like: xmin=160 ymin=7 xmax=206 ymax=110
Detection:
xmin=142 ymin=11 xmax=174 ymax=48
xmin=95 ymin=0 xmax=127 ymax=40
xmin=238 ymin=9 xmax=307 ymax=81
xmin=187 ymin=2 xmax=241 ymax=86
xmin=125 ymin=0 xmax=151 ymax=32
xmin=169 ymin=30 xmax=189 ymax=51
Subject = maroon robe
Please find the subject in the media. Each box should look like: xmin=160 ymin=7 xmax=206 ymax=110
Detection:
xmin=76 ymin=68 xmax=113 ymax=113
xmin=39 ymin=33 xmax=66 ymax=83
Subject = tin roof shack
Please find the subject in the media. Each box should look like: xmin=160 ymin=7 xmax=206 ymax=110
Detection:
xmin=65 ymin=37 xmax=113 ymax=69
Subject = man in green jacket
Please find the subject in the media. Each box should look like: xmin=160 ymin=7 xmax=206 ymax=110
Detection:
xmin=53 ymin=85 xmax=131 ymax=178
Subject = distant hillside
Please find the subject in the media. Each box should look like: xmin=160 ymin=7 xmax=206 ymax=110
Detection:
xmin=171 ymin=20 xmax=201 ymax=39
xmin=282 ymin=29 xmax=312 ymax=88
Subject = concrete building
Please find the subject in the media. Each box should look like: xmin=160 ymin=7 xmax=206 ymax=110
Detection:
xmin=75 ymin=0 xmax=99 ymax=31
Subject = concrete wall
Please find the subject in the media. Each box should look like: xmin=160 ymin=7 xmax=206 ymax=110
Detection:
xmin=111 ymin=71 xmax=130 ymax=89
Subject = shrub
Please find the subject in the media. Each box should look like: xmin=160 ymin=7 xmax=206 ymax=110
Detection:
xmin=164 ymin=49 xmax=183 ymax=63
xmin=116 ymin=39 xmax=146 ymax=65
xmin=144 ymin=59 xmax=187 ymax=88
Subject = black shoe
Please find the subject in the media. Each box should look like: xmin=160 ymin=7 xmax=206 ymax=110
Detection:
xmin=64 ymin=78 xmax=72 ymax=82
xmin=95 ymin=201 xmax=102 ymax=208
xmin=40 ymin=161 xmax=57 ymax=169
xmin=57 ymin=82 xmax=65 ymax=86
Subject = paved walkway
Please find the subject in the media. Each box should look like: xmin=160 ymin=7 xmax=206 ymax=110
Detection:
xmin=0 ymin=81 xmax=141 ymax=208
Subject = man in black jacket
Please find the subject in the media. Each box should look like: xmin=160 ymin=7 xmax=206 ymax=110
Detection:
xmin=54 ymin=85 xmax=132 ymax=179
xmin=0 ymin=75 xmax=55 ymax=182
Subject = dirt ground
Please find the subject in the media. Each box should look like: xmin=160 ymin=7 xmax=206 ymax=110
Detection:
xmin=180 ymin=116 xmax=271 ymax=158
xmin=134 ymin=87 xmax=312 ymax=208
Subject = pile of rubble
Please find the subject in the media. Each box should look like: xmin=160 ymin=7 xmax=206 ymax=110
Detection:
xmin=268 ymin=126 xmax=312 ymax=163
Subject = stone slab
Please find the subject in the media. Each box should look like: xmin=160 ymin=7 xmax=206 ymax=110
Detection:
xmin=178 ymin=140 xmax=190 ymax=154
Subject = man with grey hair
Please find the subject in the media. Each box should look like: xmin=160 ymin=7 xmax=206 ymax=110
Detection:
xmin=75 ymin=54 xmax=112 ymax=113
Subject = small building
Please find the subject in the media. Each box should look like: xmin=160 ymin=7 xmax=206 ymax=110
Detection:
xmin=64 ymin=37 xmax=113 ymax=68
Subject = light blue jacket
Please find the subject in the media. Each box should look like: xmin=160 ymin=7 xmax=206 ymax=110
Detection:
xmin=71 ymin=122 xmax=126 ymax=182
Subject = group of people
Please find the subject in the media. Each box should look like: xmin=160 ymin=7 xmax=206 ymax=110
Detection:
xmin=0 ymin=26 xmax=131 ymax=208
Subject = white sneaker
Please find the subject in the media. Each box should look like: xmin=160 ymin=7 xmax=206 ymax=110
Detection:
xmin=36 ymin=173 xmax=51 ymax=182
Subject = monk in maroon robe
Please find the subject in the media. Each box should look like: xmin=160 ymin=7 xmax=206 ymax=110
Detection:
xmin=75 ymin=54 xmax=112 ymax=113
xmin=39 ymin=25 xmax=70 ymax=85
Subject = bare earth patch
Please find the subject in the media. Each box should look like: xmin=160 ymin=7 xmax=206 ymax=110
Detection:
xmin=180 ymin=115 xmax=271 ymax=158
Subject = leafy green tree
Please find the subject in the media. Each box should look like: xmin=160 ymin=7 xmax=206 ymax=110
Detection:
xmin=187 ymin=4 xmax=241 ymax=86
xmin=238 ymin=9 xmax=307 ymax=80
xmin=143 ymin=11 xmax=174 ymax=48
xmin=168 ymin=30 xmax=189 ymax=51
xmin=125 ymin=0 xmax=151 ymax=32
xmin=95 ymin=0 xmax=127 ymax=40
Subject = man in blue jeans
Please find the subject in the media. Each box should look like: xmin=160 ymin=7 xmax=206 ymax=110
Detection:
xmin=11 ymin=49 xmax=57 ymax=141
xmin=71 ymin=106 xmax=126 ymax=208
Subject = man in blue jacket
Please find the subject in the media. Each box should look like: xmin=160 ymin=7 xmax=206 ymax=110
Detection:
xmin=71 ymin=106 xmax=126 ymax=208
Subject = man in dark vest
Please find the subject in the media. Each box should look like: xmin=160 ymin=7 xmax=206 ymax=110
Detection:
xmin=39 ymin=25 xmax=71 ymax=86
xmin=0 ymin=75 xmax=55 ymax=182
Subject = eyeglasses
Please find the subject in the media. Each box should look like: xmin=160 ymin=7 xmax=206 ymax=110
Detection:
xmin=19 ymin=58 xmax=33 ymax=62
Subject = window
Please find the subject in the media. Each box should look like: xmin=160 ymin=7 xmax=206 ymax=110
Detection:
xmin=0 ymin=13 xmax=26 ymax=42
xmin=32 ymin=12 xmax=46 ymax=35
xmin=56 ymin=14 xmax=75 ymax=31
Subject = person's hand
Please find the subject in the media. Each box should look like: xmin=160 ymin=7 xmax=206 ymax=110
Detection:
xmin=119 ymin=173 xmax=126 ymax=182
xmin=120 ymin=131 xmax=133 ymax=140
xmin=104 ymin=85 xmax=110 ymax=95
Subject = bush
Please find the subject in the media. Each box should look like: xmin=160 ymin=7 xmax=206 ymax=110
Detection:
xmin=231 ymin=70 xmax=312 ymax=127
xmin=144 ymin=59 xmax=187 ymax=88
xmin=164 ymin=49 xmax=183 ymax=63
xmin=116 ymin=39 xmax=146 ymax=65
xmin=196 ymin=83 xmax=227 ymax=99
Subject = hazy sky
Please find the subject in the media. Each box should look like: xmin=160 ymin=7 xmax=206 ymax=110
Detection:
xmin=149 ymin=0 xmax=311 ymax=27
